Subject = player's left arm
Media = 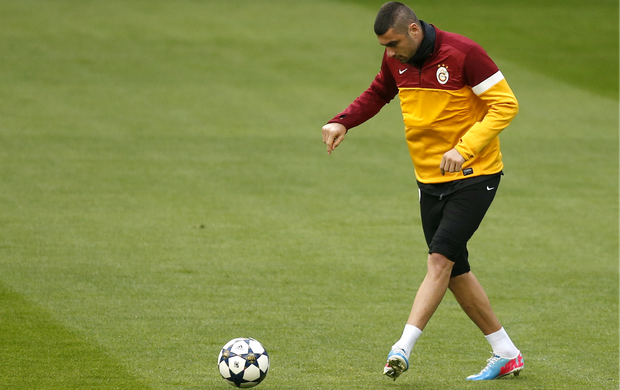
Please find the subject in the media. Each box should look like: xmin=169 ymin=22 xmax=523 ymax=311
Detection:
xmin=454 ymin=74 xmax=519 ymax=160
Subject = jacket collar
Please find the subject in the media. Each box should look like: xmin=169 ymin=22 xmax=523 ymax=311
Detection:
xmin=409 ymin=20 xmax=436 ymax=68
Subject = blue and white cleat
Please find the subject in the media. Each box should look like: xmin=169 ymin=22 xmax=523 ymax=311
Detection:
xmin=383 ymin=348 xmax=409 ymax=381
xmin=466 ymin=352 xmax=524 ymax=380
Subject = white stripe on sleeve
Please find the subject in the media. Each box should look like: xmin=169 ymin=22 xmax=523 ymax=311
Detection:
xmin=472 ymin=70 xmax=504 ymax=95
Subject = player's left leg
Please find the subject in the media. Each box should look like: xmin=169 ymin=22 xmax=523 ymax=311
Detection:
xmin=449 ymin=272 xmax=501 ymax=335
xmin=466 ymin=351 xmax=524 ymax=380
xmin=438 ymin=177 xmax=523 ymax=380
xmin=449 ymin=271 xmax=524 ymax=380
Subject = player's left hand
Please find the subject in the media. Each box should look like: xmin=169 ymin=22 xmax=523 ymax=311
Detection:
xmin=439 ymin=148 xmax=465 ymax=175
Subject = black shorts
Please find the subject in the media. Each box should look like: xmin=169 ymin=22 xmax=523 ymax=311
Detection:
xmin=419 ymin=174 xmax=501 ymax=277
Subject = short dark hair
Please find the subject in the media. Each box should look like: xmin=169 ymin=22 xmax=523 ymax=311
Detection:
xmin=374 ymin=2 xmax=419 ymax=36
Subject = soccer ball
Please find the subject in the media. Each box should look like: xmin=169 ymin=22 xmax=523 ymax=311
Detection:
xmin=218 ymin=337 xmax=270 ymax=388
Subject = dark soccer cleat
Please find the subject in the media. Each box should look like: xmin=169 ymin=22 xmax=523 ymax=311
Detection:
xmin=383 ymin=348 xmax=409 ymax=381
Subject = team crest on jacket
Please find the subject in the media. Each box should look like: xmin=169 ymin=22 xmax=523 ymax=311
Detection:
xmin=436 ymin=64 xmax=449 ymax=84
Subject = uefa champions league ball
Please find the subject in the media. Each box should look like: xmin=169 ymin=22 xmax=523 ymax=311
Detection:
xmin=218 ymin=337 xmax=269 ymax=388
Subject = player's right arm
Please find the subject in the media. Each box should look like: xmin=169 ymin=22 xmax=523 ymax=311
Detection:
xmin=322 ymin=122 xmax=347 ymax=155
xmin=322 ymin=53 xmax=398 ymax=154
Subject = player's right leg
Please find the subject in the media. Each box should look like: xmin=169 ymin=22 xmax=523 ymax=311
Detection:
xmin=383 ymin=348 xmax=409 ymax=380
xmin=383 ymin=253 xmax=453 ymax=380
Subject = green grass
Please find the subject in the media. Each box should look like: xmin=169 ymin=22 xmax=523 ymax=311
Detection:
xmin=0 ymin=0 xmax=617 ymax=389
xmin=0 ymin=283 xmax=151 ymax=388
xmin=342 ymin=0 xmax=620 ymax=100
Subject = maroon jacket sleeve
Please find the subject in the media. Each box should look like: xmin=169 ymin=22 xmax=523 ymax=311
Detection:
xmin=328 ymin=52 xmax=399 ymax=130
xmin=462 ymin=43 xmax=499 ymax=88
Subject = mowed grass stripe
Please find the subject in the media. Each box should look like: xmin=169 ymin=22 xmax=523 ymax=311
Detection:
xmin=0 ymin=282 xmax=151 ymax=389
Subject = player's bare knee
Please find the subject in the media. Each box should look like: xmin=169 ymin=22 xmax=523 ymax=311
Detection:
xmin=427 ymin=253 xmax=454 ymax=277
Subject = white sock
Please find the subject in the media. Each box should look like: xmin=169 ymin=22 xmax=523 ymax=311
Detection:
xmin=392 ymin=324 xmax=423 ymax=359
xmin=485 ymin=327 xmax=519 ymax=358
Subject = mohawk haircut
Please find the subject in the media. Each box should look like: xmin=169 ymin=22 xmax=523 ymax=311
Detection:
xmin=374 ymin=2 xmax=419 ymax=36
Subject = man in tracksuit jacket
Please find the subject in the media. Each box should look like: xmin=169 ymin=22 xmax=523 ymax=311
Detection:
xmin=321 ymin=2 xmax=524 ymax=381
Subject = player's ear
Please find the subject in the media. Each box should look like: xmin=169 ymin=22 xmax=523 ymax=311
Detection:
xmin=408 ymin=23 xmax=419 ymax=38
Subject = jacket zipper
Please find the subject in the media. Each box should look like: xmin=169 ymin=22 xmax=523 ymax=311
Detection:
xmin=419 ymin=67 xmax=423 ymax=88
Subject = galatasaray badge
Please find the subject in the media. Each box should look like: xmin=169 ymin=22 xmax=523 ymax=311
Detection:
xmin=436 ymin=64 xmax=449 ymax=84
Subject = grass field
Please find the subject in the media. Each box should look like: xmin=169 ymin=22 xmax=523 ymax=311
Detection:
xmin=0 ymin=0 xmax=618 ymax=389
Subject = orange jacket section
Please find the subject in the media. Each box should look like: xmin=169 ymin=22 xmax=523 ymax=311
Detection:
xmin=400 ymin=78 xmax=518 ymax=183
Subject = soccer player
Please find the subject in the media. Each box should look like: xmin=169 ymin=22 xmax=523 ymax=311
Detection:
xmin=321 ymin=2 xmax=524 ymax=381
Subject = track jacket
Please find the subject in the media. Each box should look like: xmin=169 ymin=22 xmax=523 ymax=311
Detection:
xmin=328 ymin=22 xmax=518 ymax=185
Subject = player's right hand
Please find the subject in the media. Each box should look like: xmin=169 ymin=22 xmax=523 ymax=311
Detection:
xmin=322 ymin=123 xmax=347 ymax=155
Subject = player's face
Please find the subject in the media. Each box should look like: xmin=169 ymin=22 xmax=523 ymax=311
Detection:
xmin=377 ymin=25 xmax=420 ymax=64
